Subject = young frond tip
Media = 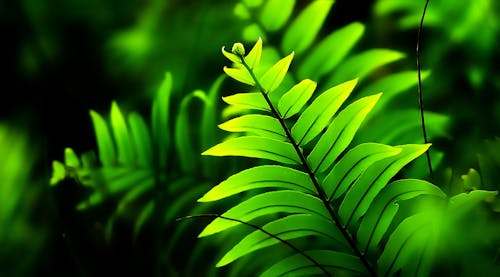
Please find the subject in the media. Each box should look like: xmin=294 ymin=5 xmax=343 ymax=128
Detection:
xmin=231 ymin=42 xmax=246 ymax=56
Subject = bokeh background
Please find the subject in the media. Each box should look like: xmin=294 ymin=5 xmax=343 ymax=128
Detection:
xmin=1 ymin=0 xmax=499 ymax=275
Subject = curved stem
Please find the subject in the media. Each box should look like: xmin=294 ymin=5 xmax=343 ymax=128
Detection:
xmin=177 ymin=214 xmax=331 ymax=276
xmin=417 ymin=0 xmax=433 ymax=178
xmin=239 ymin=56 xmax=377 ymax=277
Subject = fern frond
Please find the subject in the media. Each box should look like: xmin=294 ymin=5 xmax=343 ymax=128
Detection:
xmin=199 ymin=38 xmax=500 ymax=276
xmin=233 ymin=0 xmax=450 ymax=181
xmin=50 ymin=71 xmax=226 ymax=272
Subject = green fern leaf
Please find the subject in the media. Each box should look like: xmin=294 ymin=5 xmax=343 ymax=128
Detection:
xmin=89 ymin=109 xmax=116 ymax=166
xmin=358 ymin=179 xmax=446 ymax=254
xmin=199 ymin=38 xmax=453 ymax=276
xmin=326 ymin=49 xmax=405 ymax=87
xmin=202 ymin=136 xmax=301 ymax=164
xmin=307 ymin=93 xmax=382 ymax=173
xmin=259 ymin=0 xmax=295 ymax=31
xmin=64 ymin=147 xmax=80 ymax=168
xmin=323 ymin=143 xmax=401 ymax=200
xmin=128 ymin=112 xmax=153 ymax=167
xmin=244 ymin=37 xmax=263 ymax=69
xmin=298 ymin=22 xmax=365 ymax=80
xmin=277 ymin=79 xmax=317 ymax=119
xmin=222 ymin=92 xmax=270 ymax=112
xmin=261 ymin=250 xmax=367 ymax=276
xmin=259 ymin=52 xmax=294 ymax=93
xmin=339 ymin=144 xmax=431 ymax=227
xmin=224 ymin=67 xmax=256 ymax=86
xmin=175 ymin=90 xmax=207 ymax=173
xmin=291 ymin=79 xmax=357 ymax=146
xmin=281 ymin=0 xmax=334 ymax=53
xmin=378 ymin=212 xmax=432 ymax=276
xmin=151 ymin=72 xmax=172 ymax=169
xmin=218 ymin=114 xmax=286 ymax=141
xmin=199 ymin=191 xmax=329 ymax=237
xmin=217 ymin=214 xmax=342 ymax=267
xmin=198 ymin=165 xmax=316 ymax=202
xmin=110 ymin=101 xmax=135 ymax=165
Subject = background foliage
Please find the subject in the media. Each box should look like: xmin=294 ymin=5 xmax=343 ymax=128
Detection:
xmin=1 ymin=0 xmax=499 ymax=275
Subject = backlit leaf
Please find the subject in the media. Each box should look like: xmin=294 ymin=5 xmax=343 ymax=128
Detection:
xmin=298 ymin=22 xmax=365 ymax=80
xmin=277 ymin=79 xmax=317 ymax=119
xmin=222 ymin=92 xmax=269 ymax=112
xmin=327 ymin=49 xmax=405 ymax=86
xmin=260 ymin=52 xmax=294 ymax=93
xmin=202 ymin=136 xmax=301 ymax=165
xmin=339 ymin=144 xmax=431 ymax=227
xmin=324 ymin=143 xmax=401 ymax=200
xmin=111 ymin=101 xmax=134 ymax=165
xmin=224 ymin=67 xmax=256 ymax=86
xmin=198 ymin=165 xmax=315 ymax=202
xmin=218 ymin=114 xmax=286 ymax=141
xmin=90 ymin=110 xmax=115 ymax=166
xmin=217 ymin=214 xmax=340 ymax=267
xmin=260 ymin=0 xmax=295 ymax=31
xmin=308 ymin=93 xmax=381 ymax=173
xmin=292 ymin=79 xmax=357 ymax=146
xmin=199 ymin=191 xmax=328 ymax=237
xmin=128 ymin=112 xmax=152 ymax=167
xmin=151 ymin=72 xmax=172 ymax=169
xmin=358 ymin=179 xmax=446 ymax=254
xmin=281 ymin=0 xmax=334 ymax=54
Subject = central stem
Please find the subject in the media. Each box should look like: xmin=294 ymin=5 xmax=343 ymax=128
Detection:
xmin=239 ymin=56 xmax=377 ymax=277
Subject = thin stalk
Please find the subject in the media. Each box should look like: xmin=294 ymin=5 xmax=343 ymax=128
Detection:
xmin=177 ymin=214 xmax=331 ymax=276
xmin=240 ymin=56 xmax=377 ymax=277
xmin=417 ymin=0 xmax=433 ymax=178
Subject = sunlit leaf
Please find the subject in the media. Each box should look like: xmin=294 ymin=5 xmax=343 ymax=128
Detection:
xmin=277 ymin=79 xmax=317 ymax=119
xmin=151 ymin=72 xmax=172 ymax=169
xmin=90 ymin=110 xmax=116 ymax=166
xmin=218 ymin=114 xmax=286 ymax=140
xmin=324 ymin=143 xmax=401 ymax=200
xmin=199 ymin=191 xmax=329 ymax=237
xmin=358 ymin=179 xmax=446 ymax=254
xmin=339 ymin=144 xmax=431 ymax=227
xmin=224 ymin=67 xmax=256 ymax=86
xmin=260 ymin=52 xmax=294 ymax=93
xmin=292 ymin=79 xmax=357 ymax=146
xmin=217 ymin=214 xmax=341 ymax=267
xmin=222 ymin=92 xmax=269 ymax=112
xmin=202 ymin=136 xmax=301 ymax=165
xmin=128 ymin=112 xmax=152 ymax=167
xmin=308 ymin=93 xmax=381 ymax=173
xmin=245 ymin=37 xmax=263 ymax=69
xmin=198 ymin=165 xmax=315 ymax=202
xmin=298 ymin=22 xmax=365 ymax=80
xmin=281 ymin=0 xmax=334 ymax=53
xmin=260 ymin=0 xmax=295 ymax=31
xmin=327 ymin=49 xmax=405 ymax=86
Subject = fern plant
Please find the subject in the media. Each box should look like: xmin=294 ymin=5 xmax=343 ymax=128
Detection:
xmin=229 ymin=0 xmax=450 ymax=180
xmin=50 ymin=72 xmax=226 ymax=274
xmin=194 ymin=39 xmax=499 ymax=276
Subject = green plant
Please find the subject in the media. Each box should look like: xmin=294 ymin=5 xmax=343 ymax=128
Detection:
xmin=0 ymin=124 xmax=45 ymax=276
xmin=50 ymin=72 xmax=226 ymax=275
xmin=194 ymin=39 xmax=499 ymax=276
xmin=231 ymin=0 xmax=450 ymax=181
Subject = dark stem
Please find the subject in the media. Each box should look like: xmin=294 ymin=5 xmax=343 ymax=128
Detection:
xmin=417 ymin=0 xmax=433 ymax=178
xmin=177 ymin=214 xmax=331 ymax=276
xmin=239 ymin=57 xmax=377 ymax=277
